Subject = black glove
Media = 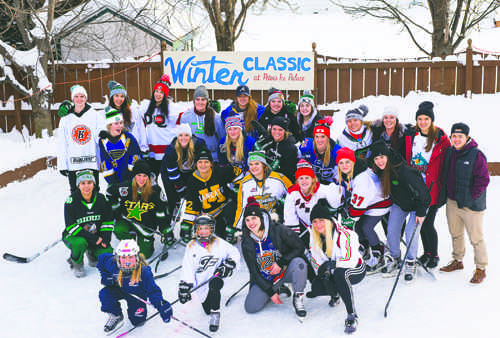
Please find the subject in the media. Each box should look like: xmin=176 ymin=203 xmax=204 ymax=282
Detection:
xmin=59 ymin=170 xmax=69 ymax=177
xmin=216 ymin=258 xmax=237 ymax=278
xmin=321 ymin=260 xmax=336 ymax=280
xmin=158 ymin=300 xmax=173 ymax=323
xmin=178 ymin=281 xmax=193 ymax=304
xmin=180 ymin=222 xmax=192 ymax=243
xmin=161 ymin=229 xmax=175 ymax=245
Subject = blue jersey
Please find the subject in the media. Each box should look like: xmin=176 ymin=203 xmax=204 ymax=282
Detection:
xmin=99 ymin=131 xmax=141 ymax=184
xmin=217 ymin=134 xmax=256 ymax=172
xmin=254 ymin=236 xmax=282 ymax=282
xmin=298 ymin=137 xmax=341 ymax=184
xmin=221 ymin=102 xmax=265 ymax=139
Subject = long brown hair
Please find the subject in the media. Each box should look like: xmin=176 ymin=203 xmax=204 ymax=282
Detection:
xmin=117 ymin=253 xmax=147 ymax=287
xmin=389 ymin=119 xmax=404 ymax=150
xmin=175 ymin=137 xmax=195 ymax=169
xmin=416 ymin=122 xmax=438 ymax=153
xmin=132 ymin=177 xmax=152 ymax=202
xmin=244 ymin=97 xmax=259 ymax=133
xmin=110 ymin=98 xmax=132 ymax=128
xmin=199 ymin=104 xmax=216 ymax=137
xmin=373 ymin=158 xmax=393 ymax=198
xmin=314 ymin=138 xmax=331 ymax=167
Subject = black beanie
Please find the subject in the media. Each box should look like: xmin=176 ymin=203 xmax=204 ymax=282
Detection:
xmin=195 ymin=148 xmax=213 ymax=163
xmin=415 ymin=101 xmax=435 ymax=122
xmin=132 ymin=160 xmax=151 ymax=177
xmin=450 ymin=122 xmax=470 ymax=136
xmin=243 ymin=196 xmax=263 ymax=220
xmin=270 ymin=116 xmax=289 ymax=131
xmin=370 ymin=140 xmax=390 ymax=159
xmin=310 ymin=199 xmax=333 ymax=224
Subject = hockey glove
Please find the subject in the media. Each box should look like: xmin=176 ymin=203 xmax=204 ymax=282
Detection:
xmin=178 ymin=281 xmax=193 ymax=304
xmin=180 ymin=222 xmax=192 ymax=243
xmin=216 ymin=258 xmax=237 ymax=278
xmin=285 ymin=100 xmax=297 ymax=115
xmin=161 ymin=228 xmax=175 ymax=246
xmin=158 ymin=300 xmax=173 ymax=323
xmin=58 ymin=100 xmax=72 ymax=117
xmin=209 ymin=100 xmax=221 ymax=113
xmin=225 ymin=226 xmax=237 ymax=244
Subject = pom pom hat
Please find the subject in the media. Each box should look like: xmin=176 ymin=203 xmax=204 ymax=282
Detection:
xmin=225 ymin=116 xmax=243 ymax=132
xmin=153 ymin=74 xmax=171 ymax=97
xmin=345 ymin=104 xmax=369 ymax=123
xmin=108 ymin=81 xmax=127 ymax=98
xmin=335 ymin=147 xmax=356 ymax=165
xmin=313 ymin=119 xmax=331 ymax=139
xmin=243 ymin=196 xmax=264 ymax=220
xmin=415 ymin=101 xmax=435 ymax=122
xmin=295 ymin=159 xmax=315 ymax=180
xmin=177 ymin=123 xmax=192 ymax=137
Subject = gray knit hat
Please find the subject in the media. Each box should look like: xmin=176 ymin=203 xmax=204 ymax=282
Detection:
xmin=298 ymin=90 xmax=316 ymax=111
xmin=76 ymin=170 xmax=96 ymax=187
xmin=193 ymin=85 xmax=209 ymax=100
xmin=345 ymin=104 xmax=369 ymax=123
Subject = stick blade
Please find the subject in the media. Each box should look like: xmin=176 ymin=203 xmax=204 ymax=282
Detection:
xmin=3 ymin=252 xmax=29 ymax=263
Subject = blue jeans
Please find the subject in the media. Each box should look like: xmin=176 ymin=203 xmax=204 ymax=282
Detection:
xmin=387 ymin=204 xmax=421 ymax=261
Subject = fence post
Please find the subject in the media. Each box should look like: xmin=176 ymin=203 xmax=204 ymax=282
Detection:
xmin=14 ymin=94 xmax=22 ymax=133
xmin=312 ymin=42 xmax=318 ymax=104
xmin=465 ymin=38 xmax=473 ymax=98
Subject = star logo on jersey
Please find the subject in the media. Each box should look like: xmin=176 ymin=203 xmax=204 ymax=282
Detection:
xmin=71 ymin=124 xmax=92 ymax=145
xmin=126 ymin=202 xmax=147 ymax=221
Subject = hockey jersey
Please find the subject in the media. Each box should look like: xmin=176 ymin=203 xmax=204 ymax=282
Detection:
xmin=126 ymin=106 xmax=148 ymax=153
xmin=180 ymin=237 xmax=240 ymax=301
xmin=298 ymin=137 xmax=341 ymax=183
xmin=337 ymin=125 xmax=373 ymax=160
xmin=217 ymin=134 xmax=256 ymax=172
xmin=347 ymin=168 xmax=392 ymax=218
xmin=99 ymin=131 xmax=142 ymax=184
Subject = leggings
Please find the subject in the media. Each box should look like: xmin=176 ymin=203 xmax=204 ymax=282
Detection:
xmin=201 ymin=277 xmax=224 ymax=314
xmin=419 ymin=205 xmax=439 ymax=257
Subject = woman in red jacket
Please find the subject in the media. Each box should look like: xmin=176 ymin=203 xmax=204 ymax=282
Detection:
xmin=404 ymin=101 xmax=450 ymax=269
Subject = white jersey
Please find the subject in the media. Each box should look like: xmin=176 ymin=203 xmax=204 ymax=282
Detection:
xmin=348 ymin=168 xmax=391 ymax=218
xmin=57 ymin=106 xmax=105 ymax=171
xmin=284 ymin=182 xmax=344 ymax=229
xmin=337 ymin=125 xmax=373 ymax=152
xmin=129 ymin=107 xmax=148 ymax=153
xmin=233 ymin=171 xmax=292 ymax=229
xmin=180 ymin=236 xmax=240 ymax=301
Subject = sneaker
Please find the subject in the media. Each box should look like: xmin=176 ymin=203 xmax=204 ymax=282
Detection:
xmin=104 ymin=313 xmax=124 ymax=334
xmin=404 ymin=260 xmax=416 ymax=282
xmin=469 ymin=269 xmax=486 ymax=284
xmin=67 ymin=257 xmax=86 ymax=278
xmin=328 ymin=295 xmax=341 ymax=307
xmin=439 ymin=259 xmax=464 ymax=272
xmin=293 ymin=292 xmax=307 ymax=318
xmin=209 ymin=310 xmax=220 ymax=332
xmin=426 ymin=255 xmax=440 ymax=269
xmin=277 ymin=285 xmax=292 ymax=297
xmin=344 ymin=313 xmax=358 ymax=334
xmin=86 ymin=251 xmax=98 ymax=267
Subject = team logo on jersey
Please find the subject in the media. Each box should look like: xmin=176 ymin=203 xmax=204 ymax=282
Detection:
xmin=258 ymin=251 xmax=276 ymax=273
xmin=119 ymin=187 xmax=129 ymax=196
xmin=134 ymin=308 xmax=145 ymax=317
xmin=71 ymin=124 xmax=92 ymax=145
xmin=196 ymin=255 xmax=219 ymax=273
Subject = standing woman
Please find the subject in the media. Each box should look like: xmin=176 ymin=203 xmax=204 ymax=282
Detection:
xmin=258 ymin=87 xmax=300 ymax=139
xmin=299 ymin=119 xmax=341 ymax=184
xmin=220 ymin=85 xmax=265 ymax=139
xmin=138 ymin=75 xmax=178 ymax=176
xmin=180 ymin=85 xmax=225 ymax=163
xmin=370 ymin=141 xmax=431 ymax=281
xmin=405 ymin=101 xmax=450 ymax=269
xmin=369 ymin=106 xmax=407 ymax=159
xmin=57 ymin=85 xmax=105 ymax=193
xmin=108 ymin=81 xmax=148 ymax=154
xmin=160 ymin=124 xmax=207 ymax=223
xmin=296 ymin=90 xmax=322 ymax=141
xmin=308 ymin=200 xmax=365 ymax=334
xmin=241 ymin=198 xmax=308 ymax=319
xmin=217 ymin=116 xmax=256 ymax=172
xmin=336 ymin=147 xmax=392 ymax=272
xmin=99 ymin=108 xmax=141 ymax=184
xmin=337 ymin=105 xmax=373 ymax=160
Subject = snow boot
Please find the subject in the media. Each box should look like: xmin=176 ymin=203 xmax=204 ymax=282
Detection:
xmin=404 ymin=260 xmax=417 ymax=282
xmin=209 ymin=310 xmax=220 ymax=332
xmin=86 ymin=251 xmax=98 ymax=267
xmin=344 ymin=313 xmax=358 ymax=334
xmin=67 ymin=257 xmax=86 ymax=278
xmin=104 ymin=313 xmax=124 ymax=335
xmin=293 ymin=292 xmax=307 ymax=318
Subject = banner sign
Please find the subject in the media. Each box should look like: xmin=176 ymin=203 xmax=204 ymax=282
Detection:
xmin=163 ymin=51 xmax=314 ymax=90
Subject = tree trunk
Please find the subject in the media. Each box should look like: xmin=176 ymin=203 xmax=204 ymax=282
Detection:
xmin=30 ymin=90 xmax=53 ymax=137
xmin=215 ymin=33 xmax=235 ymax=51
xmin=429 ymin=0 xmax=453 ymax=57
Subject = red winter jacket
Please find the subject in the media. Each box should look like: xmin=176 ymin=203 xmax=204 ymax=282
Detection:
xmin=405 ymin=127 xmax=451 ymax=206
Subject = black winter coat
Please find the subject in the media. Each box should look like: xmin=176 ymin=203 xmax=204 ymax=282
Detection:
xmin=258 ymin=134 xmax=298 ymax=182
xmin=258 ymin=104 xmax=300 ymax=140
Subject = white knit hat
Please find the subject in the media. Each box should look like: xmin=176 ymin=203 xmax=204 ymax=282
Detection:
xmin=177 ymin=123 xmax=192 ymax=137
xmin=383 ymin=106 xmax=399 ymax=119
xmin=71 ymin=85 xmax=88 ymax=101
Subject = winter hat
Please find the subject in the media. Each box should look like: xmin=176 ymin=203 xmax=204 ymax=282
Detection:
xmin=243 ymin=196 xmax=264 ymax=220
xmin=313 ymin=119 xmax=331 ymax=139
xmin=345 ymin=104 xmax=369 ymax=123
xmin=298 ymin=90 xmax=316 ymax=110
xmin=247 ymin=150 xmax=268 ymax=167
xmin=295 ymin=159 xmax=315 ymax=180
xmin=132 ymin=159 xmax=152 ymax=178
xmin=225 ymin=116 xmax=243 ymax=132
xmin=270 ymin=116 xmax=289 ymax=131
xmin=267 ymin=87 xmax=284 ymax=104
xmin=76 ymin=170 xmax=95 ymax=187
xmin=176 ymin=123 xmax=192 ymax=137
xmin=195 ymin=148 xmax=213 ymax=163
xmin=104 ymin=107 xmax=123 ymax=125
xmin=310 ymin=199 xmax=333 ymax=224
xmin=450 ymin=122 xmax=470 ymax=137
xmin=383 ymin=106 xmax=399 ymax=119
xmin=193 ymin=85 xmax=209 ymax=100
xmin=153 ymin=74 xmax=171 ymax=97
xmin=370 ymin=140 xmax=390 ymax=159
xmin=415 ymin=101 xmax=435 ymax=122
xmin=236 ymin=85 xmax=250 ymax=97
xmin=108 ymin=81 xmax=127 ymax=98
xmin=336 ymin=147 xmax=356 ymax=165
xmin=71 ymin=85 xmax=87 ymax=101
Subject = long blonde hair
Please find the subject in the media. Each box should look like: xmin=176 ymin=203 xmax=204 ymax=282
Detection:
xmin=117 ymin=253 xmax=147 ymax=287
xmin=175 ymin=138 xmax=195 ymax=169
xmin=314 ymin=139 xmax=331 ymax=167
xmin=297 ymin=176 xmax=318 ymax=196
xmin=311 ymin=218 xmax=334 ymax=258
xmin=225 ymin=132 xmax=244 ymax=163
xmin=132 ymin=177 xmax=152 ymax=202
xmin=337 ymin=160 xmax=354 ymax=193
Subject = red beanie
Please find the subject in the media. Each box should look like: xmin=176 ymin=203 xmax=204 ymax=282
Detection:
xmin=295 ymin=159 xmax=316 ymax=180
xmin=313 ymin=119 xmax=331 ymax=139
xmin=336 ymin=147 xmax=356 ymax=165
xmin=153 ymin=74 xmax=171 ymax=97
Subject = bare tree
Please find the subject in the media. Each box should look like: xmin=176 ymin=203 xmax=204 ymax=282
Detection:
xmin=331 ymin=0 xmax=500 ymax=57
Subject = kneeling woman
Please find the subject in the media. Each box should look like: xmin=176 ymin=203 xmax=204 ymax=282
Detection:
xmin=241 ymin=197 xmax=308 ymax=319
xmin=178 ymin=214 xmax=240 ymax=332
xmin=97 ymin=240 xmax=173 ymax=334
xmin=309 ymin=200 xmax=366 ymax=334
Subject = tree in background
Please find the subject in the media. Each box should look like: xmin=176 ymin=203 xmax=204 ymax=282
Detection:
xmin=331 ymin=0 xmax=500 ymax=57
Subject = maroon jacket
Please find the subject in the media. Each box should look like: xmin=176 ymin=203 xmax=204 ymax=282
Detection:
xmin=405 ymin=127 xmax=451 ymax=206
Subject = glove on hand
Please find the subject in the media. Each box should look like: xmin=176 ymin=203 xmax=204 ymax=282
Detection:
xmin=178 ymin=281 xmax=193 ymax=304
xmin=216 ymin=258 xmax=237 ymax=278
xmin=161 ymin=229 xmax=175 ymax=245
xmin=58 ymin=100 xmax=73 ymax=117
xmin=158 ymin=300 xmax=173 ymax=323
xmin=180 ymin=222 xmax=192 ymax=243
xmin=225 ymin=226 xmax=237 ymax=244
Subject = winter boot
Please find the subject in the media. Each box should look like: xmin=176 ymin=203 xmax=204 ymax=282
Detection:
xmin=344 ymin=313 xmax=358 ymax=334
xmin=278 ymin=284 xmax=292 ymax=297
xmin=439 ymin=259 xmax=464 ymax=272
xmin=293 ymin=292 xmax=307 ymax=318
xmin=328 ymin=294 xmax=341 ymax=307
xmin=209 ymin=310 xmax=220 ymax=332
xmin=86 ymin=251 xmax=98 ymax=268
xmin=469 ymin=268 xmax=486 ymax=284
xmin=104 ymin=313 xmax=124 ymax=335
xmin=67 ymin=257 xmax=86 ymax=278
xmin=404 ymin=260 xmax=417 ymax=282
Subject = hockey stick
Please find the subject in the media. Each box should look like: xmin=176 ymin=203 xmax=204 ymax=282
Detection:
xmin=153 ymin=264 xmax=182 ymax=280
xmin=116 ymin=273 xmax=220 ymax=338
xmin=225 ymin=281 xmax=250 ymax=306
xmin=3 ymin=238 xmax=62 ymax=263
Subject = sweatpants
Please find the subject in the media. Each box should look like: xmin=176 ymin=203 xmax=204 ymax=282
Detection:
xmin=387 ymin=204 xmax=421 ymax=261
xmin=63 ymin=235 xmax=112 ymax=264
xmin=114 ymin=219 xmax=155 ymax=259
xmin=244 ymin=257 xmax=307 ymax=314
xmin=99 ymin=286 xmax=147 ymax=326
xmin=355 ymin=214 xmax=385 ymax=247
xmin=446 ymin=199 xmax=487 ymax=269
xmin=201 ymin=277 xmax=224 ymax=314
xmin=419 ymin=205 xmax=439 ymax=257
